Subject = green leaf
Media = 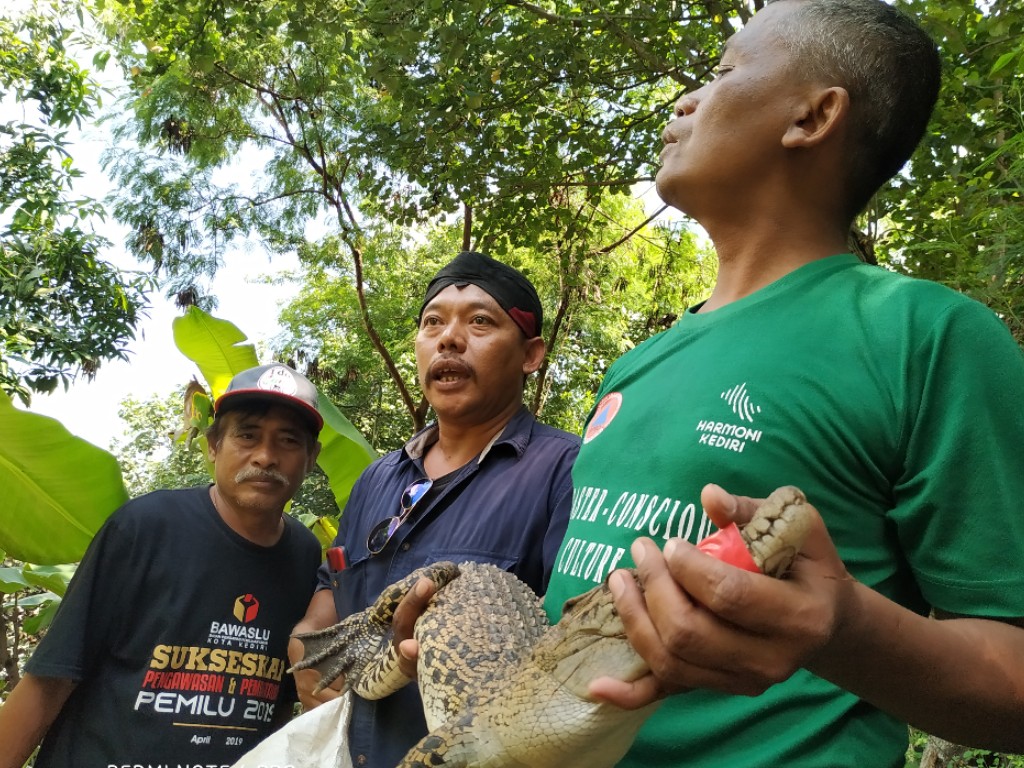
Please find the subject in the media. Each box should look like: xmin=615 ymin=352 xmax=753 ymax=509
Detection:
xmin=172 ymin=307 xmax=259 ymax=399
xmin=23 ymin=563 xmax=78 ymax=597
xmin=0 ymin=567 xmax=30 ymax=594
xmin=316 ymin=393 xmax=376 ymax=511
xmin=4 ymin=592 xmax=58 ymax=609
xmin=297 ymin=512 xmax=339 ymax=549
xmin=990 ymin=49 xmax=1020 ymax=76
xmin=24 ymin=597 xmax=61 ymax=634
xmin=0 ymin=391 xmax=128 ymax=564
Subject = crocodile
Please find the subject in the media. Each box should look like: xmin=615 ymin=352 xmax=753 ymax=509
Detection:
xmin=291 ymin=485 xmax=814 ymax=768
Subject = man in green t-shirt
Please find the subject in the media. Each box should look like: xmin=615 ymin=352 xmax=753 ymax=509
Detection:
xmin=540 ymin=0 xmax=1024 ymax=766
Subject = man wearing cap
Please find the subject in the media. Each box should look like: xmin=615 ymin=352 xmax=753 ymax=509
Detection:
xmin=289 ymin=251 xmax=580 ymax=768
xmin=0 ymin=364 xmax=324 ymax=768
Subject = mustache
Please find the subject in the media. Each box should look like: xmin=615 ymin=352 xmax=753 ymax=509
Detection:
xmin=429 ymin=355 xmax=473 ymax=379
xmin=235 ymin=467 xmax=288 ymax=485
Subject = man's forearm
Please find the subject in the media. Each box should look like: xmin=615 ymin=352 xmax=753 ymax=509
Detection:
xmin=291 ymin=588 xmax=339 ymax=638
xmin=810 ymin=581 xmax=1024 ymax=752
xmin=0 ymin=673 xmax=76 ymax=768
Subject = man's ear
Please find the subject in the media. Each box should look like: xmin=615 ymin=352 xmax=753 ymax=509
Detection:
xmin=783 ymin=86 xmax=849 ymax=148
xmin=522 ymin=336 xmax=546 ymax=375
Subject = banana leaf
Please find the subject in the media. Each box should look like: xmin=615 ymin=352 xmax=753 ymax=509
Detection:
xmin=172 ymin=306 xmax=259 ymax=400
xmin=0 ymin=391 xmax=128 ymax=564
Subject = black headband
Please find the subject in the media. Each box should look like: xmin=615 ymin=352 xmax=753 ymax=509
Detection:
xmin=419 ymin=251 xmax=543 ymax=337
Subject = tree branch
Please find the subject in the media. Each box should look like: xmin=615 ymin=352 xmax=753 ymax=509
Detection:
xmin=222 ymin=63 xmax=423 ymax=430
xmin=594 ymin=205 xmax=668 ymax=255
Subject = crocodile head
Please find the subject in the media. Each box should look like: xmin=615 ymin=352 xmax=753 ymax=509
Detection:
xmin=537 ymin=572 xmax=649 ymax=701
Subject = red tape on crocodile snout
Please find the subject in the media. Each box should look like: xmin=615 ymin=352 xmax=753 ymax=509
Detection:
xmin=696 ymin=524 xmax=760 ymax=573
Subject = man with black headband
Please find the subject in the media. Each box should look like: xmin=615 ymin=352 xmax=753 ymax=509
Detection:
xmin=289 ymin=251 xmax=579 ymax=768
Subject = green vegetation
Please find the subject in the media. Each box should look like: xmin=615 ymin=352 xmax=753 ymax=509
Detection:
xmin=1 ymin=1 xmax=1022 ymax=765
xmin=1 ymin=2 xmax=150 ymax=405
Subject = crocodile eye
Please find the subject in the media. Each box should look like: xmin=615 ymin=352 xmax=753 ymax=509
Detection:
xmin=560 ymin=582 xmax=608 ymax=618
xmin=560 ymin=595 xmax=585 ymax=616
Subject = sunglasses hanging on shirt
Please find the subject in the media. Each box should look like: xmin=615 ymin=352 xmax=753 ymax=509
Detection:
xmin=366 ymin=478 xmax=434 ymax=556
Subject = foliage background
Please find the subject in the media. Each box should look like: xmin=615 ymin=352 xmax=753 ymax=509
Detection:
xmin=1 ymin=0 xmax=1022 ymax=765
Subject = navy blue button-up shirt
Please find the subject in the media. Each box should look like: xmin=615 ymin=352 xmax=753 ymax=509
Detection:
xmin=317 ymin=406 xmax=579 ymax=768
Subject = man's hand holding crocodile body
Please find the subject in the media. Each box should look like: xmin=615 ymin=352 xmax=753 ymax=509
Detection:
xmin=291 ymin=485 xmax=814 ymax=768
xmin=594 ymin=482 xmax=852 ymax=707
xmin=542 ymin=1 xmax=1024 ymax=763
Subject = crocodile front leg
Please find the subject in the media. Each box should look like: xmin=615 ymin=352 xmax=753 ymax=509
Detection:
xmin=290 ymin=561 xmax=461 ymax=697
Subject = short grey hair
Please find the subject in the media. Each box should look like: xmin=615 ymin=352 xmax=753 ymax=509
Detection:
xmin=769 ymin=0 xmax=941 ymax=216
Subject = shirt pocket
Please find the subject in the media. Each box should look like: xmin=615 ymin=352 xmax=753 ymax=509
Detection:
xmin=329 ymin=554 xmax=373 ymax=619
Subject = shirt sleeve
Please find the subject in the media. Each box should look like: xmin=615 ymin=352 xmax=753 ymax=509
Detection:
xmin=892 ymin=299 xmax=1024 ymax=617
xmin=25 ymin=511 xmax=136 ymax=680
xmin=540 ymin=440 xmax=580 ymax=592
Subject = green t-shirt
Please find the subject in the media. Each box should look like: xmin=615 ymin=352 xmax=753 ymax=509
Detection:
xmin=544 ymin=254 xmax=1024 ymax=767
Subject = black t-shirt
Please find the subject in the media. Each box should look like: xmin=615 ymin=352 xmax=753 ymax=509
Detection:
xmin=27 ymin=485 xmax=322 ymax=768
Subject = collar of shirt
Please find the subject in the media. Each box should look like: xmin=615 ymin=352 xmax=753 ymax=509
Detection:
xmin=401 ymin=405 xmax=534 ymax=465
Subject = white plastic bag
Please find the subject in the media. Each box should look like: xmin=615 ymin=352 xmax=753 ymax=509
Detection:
xmin=230 ymin=693 xmax=354 ymax=768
